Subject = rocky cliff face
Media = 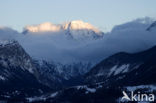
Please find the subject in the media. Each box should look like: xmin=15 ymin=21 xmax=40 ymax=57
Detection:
xmin=0 ymin=40 xmax=50 ymax=98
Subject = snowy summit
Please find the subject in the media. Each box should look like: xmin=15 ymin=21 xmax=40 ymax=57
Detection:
xmin=23 ymin=20 xmax=104 ymax=40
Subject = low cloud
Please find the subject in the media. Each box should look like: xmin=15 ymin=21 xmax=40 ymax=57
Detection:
xmin=0 ymin=17 xmax=156 ymax=64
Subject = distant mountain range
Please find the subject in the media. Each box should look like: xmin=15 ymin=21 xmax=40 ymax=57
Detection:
xmin=0 ymin=18 xmax=156 ymax=103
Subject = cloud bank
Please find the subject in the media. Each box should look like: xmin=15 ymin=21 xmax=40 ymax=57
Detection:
xmin=0 ymin=17 xmax=156 ymax=64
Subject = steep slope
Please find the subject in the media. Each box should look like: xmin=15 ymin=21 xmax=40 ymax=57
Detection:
xmin=0 ymin=40 xmax=50 ymax=99
xmin=85 ymin=45 xmax=156 ymax=86
xmin=147 ymin=21 xmax=156 ymax=31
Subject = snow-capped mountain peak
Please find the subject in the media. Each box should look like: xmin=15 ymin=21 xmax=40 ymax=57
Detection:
xmin=63 ymin=20 xmax=104 ymax=40
xmin=22 ymin=20 xmax=104 ymax=39
xmin=63 ymin=20 xmax=101 ymax=33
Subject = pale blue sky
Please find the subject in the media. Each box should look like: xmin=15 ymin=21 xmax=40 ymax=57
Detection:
xmin=0 ymin=0 xmax=156 ymax=32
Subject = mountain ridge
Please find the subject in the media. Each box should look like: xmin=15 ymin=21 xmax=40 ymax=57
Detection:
xmin=22 ymin=20 xmax=104 ymax=40
xmin=84 ymin=45 xmax=156 ymax=85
